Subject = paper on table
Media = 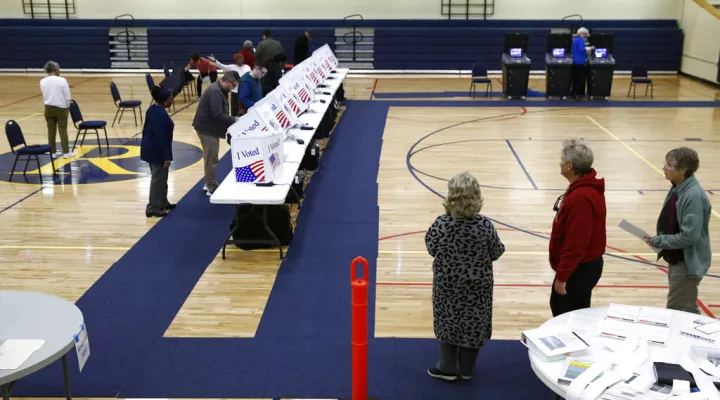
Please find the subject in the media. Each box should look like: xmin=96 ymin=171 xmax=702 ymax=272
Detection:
xmin=638 ymin=307 xmax=674 ymax=327
xmin=606 ymin=303 xmax=640 ymax=323
xmin=618 ymin=219 xmax=661 ymax=253
xmin=566 ymin=314 xmax=603 ymax=336
xmin=0 ymin=339 xmax=45 ymax=370
xmin=696 ymin=321 xmax=720 ymax=335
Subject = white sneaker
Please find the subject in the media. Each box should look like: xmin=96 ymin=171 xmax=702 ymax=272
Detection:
xmin=203 ymin=185 xmax=208 ymax=191
xmin=63 ymin=152 xmax=75 ymax=158
xmin=53 ymin=151 xmax=63 ymax=157
xmin=206 ymin=190 xmax=214 ymax=197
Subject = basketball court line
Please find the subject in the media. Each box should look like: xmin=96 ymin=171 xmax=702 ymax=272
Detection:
xmin=587 ymin=115 xmax=720 ymax=221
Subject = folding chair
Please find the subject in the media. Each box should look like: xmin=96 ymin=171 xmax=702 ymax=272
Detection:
xmin=148 ymin=73 xmax=175 ymax=111
xmin=628 ymin=62 xmax=654 ymax=99
xmin=69 ymin=100 xmax=109 ymax=154
xmin=110 ymin=82 xmax=143 ymax=126
xmin=469 ymin=62 xmax=493 ymax=99
xmin=5 ymin=120 xmax=56 ymax=182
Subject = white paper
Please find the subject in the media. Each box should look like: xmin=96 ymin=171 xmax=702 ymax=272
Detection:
xmin=637 ymin=307 xmax=673 ymax=327
xmin=73 ymin=324 xmax=90 ymax=372
xmin=696 ymin=321 xmax=720 ymax=335
xmin=618 ymin=219 xmax=661 ymax=252
xmin=680 ymin=354 xmax=720 ymax=400
xmin=0 ymin=339 xmax=45 ymax=370
xmin=671 ymin=379 xmax=691 ymax=395
xmin=523 ymin=327 xmax=590 ymax=357
xmin=601 ymin=318 xmax=640 ymax=340
xmin=567 ymin=314 xmax=603 ymax=336
xmin=607 ymin=304 xmax=640 ymax=323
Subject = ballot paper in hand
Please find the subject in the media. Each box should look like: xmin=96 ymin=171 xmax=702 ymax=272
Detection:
xmin=0 ymin=339 xmax=45 ymax=370
xmin=618 ymin=219 xmax=661 ymax=253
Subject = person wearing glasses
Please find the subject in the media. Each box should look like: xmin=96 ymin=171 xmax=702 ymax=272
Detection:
xmin=425 ymin=171 xmax=505 ymax=381
xmin=192 ymin=71 xmax=241 ymax=196
xmin=644 ymin=148 xmax=711 ymax=314
xmin=549 ymin=139 xmax=606 ymax=317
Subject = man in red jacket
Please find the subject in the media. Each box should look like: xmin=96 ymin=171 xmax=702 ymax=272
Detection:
xmin=549 ymin=139 xmax=607 ymax=317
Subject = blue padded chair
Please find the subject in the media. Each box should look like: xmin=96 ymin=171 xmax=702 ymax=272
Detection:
xmin=5 ymin=120 xmax=56 ymax=182
xmin=110 ymin=82 xmax=143 ymax=127
xmin=469 ymin=62 xmax=492 ymax=99
xmin=69 ymin=100 xmax=109 ymax=154
xmin=628 ymin=62 xmax=653 ymax=99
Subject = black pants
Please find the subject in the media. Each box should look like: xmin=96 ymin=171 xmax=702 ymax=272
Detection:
xmin=550 ymin=256 xmax=603 ymax=317
xmin=146 ymin=163 xmax=170 ymax=214
xmin=230 ymin=91 xmax=239 ymax=117
xmin=197 ymin=71 xmax=218 ymax=97
xmin=571 ymin=64 xmax=587 ymax=97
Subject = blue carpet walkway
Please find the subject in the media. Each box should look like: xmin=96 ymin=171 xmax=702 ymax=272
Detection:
xmin=12 ymin=100 xmax=554 ymax=399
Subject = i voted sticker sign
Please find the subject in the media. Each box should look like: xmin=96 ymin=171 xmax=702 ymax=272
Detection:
xmin=74 ymin=323 xmax=90 ymax=372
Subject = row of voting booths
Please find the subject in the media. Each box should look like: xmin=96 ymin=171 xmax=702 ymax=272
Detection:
xmin=229 ymin=44 xmax=339 ymax=184
xmin=500 ymin=32 xmax=616 ymax=99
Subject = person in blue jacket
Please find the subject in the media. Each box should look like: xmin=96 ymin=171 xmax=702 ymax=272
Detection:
xmin=571 ymin=27 xmax=595 ymax=99
xmin=141 ymin=86 xmax=175 ymax=218
xmin=238 ymin=64 xmax=267 ymax=114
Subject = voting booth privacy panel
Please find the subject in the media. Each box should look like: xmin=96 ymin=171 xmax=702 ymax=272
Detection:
xmin=229 ymin=45 xmax=336 ymax=184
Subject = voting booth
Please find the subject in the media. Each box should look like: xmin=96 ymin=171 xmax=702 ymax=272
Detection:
xmin=501 ymin=33 xmax=532 ymax=99
xmin=545 ymin=33 xmax=573 ymax=98
xmin=229 ymin=110 xmax=284 ymax=183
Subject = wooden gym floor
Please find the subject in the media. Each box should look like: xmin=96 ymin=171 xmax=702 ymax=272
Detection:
xmin=0 ymin=73 xmax=719 ymax=399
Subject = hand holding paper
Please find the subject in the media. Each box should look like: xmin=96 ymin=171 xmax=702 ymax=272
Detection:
xmin=618 ymin=219 xmax=662 ymax=253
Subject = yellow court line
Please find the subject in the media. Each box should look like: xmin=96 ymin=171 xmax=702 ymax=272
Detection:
xmin=587 ymin=115 xmax=720 ymax=221
xmin=14 ymin=112 xmax=40 ymax=122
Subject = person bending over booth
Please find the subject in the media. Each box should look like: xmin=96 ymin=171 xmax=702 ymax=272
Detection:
xmin=185 ymin=52 xmax=218 ymax=98
xmin=209 ymin=53 xmax=251 ymax=117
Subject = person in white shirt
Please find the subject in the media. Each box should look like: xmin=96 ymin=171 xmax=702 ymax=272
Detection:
xmin=40 ymin=61 xmax=73 ymax=158
xmin=208 ymin=53 xmax=251 ymax=117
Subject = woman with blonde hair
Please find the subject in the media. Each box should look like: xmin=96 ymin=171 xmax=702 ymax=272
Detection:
xmin=425 ymin=171 xmax=505 ymax=381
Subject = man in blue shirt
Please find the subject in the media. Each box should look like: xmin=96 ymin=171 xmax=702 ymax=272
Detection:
xmin=571 ymin=27 xmax=594 ymax=99
xmin=239 ymin=64 xmax=267 ymax=113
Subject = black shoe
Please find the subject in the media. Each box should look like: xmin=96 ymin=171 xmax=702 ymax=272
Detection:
xmin=146 ymin=211 xmax=168 ymax=218
xmin=427 ymin=368 xmax=457 ymax=381
xmin=164 ymin=204 xmax=177 ymax=210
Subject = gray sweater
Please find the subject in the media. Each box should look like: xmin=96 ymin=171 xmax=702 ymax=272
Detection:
xmin=192 ymin=81 xmax=236 ymax=138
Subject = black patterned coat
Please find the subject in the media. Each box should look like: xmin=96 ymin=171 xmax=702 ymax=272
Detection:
xmin=425 ymin=214 xmax=505 ymax=348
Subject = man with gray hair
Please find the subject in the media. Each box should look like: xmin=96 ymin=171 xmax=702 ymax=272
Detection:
xmin=192 ymin=70 xmax=240 ymax=195
xmin=571 ymin=27 xmax=595 ymax=99
xmin=645 ymin=147 xmax=711 ymax=313
xmin=549 ymin=139 xmax=607 ymax=317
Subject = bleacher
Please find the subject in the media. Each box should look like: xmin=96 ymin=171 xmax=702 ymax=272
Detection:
xmin=0 ymin=19 xmax=683 ymax=72
xmin=147 ymin=28 xmax=335 ymax=69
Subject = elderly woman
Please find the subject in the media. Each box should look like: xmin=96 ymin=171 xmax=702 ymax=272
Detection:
xmin=571 ymin=27 xmax=594 ymax=99
xmin=644 ymin=147 xmax=711 ymax=314
xmin=425 ymin=171 xmax=505 ymax=381
xmin=549 ymin=139 xmax=606 ymax=317
xmin=208 ymin=53 xmax=251 ymax=116
xmin=240 ymin=40 xmax=256 ymax=69
xmin=39 ymin=60 xmax=72 ymax=158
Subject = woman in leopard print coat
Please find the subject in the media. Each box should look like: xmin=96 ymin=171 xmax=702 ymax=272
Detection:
xmin=425 ymin=171 xmax=505 ymax=382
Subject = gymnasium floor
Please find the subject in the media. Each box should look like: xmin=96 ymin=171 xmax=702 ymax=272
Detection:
xmin=0 ymin=72 xmax=719 ymax=399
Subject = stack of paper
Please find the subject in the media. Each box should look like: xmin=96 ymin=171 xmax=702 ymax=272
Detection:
xmin=558 ymin=357 xmax=606 ymax=385
xmin=680 ymin=325 xmax=717 ymax=343
xmin=637 ymin=307 xmax=673 ymax=327
xmin=601 ymin=318 xmax=670 ymax=346
xmin=566 ymin=313 xmax=603 ymax=336
xmin=600 ymin=373 xmax=655 ymax=400
xmin=0 ymin=339 xmax=45 ymax=370
xmin=520 ymin=326 xmax=590 ymax=362
xmin=607 ymin=304 xmax=641 ymax=323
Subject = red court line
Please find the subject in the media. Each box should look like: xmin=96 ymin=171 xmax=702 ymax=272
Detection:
xmin=709 ymin=305 xmax=720 ymax=308
xmin=377 ymin=282 xmax=669 ymax=289
xmin=379 ymin=229 xmax=716 ymax=318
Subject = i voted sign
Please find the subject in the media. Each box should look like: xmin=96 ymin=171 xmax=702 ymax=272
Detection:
xmin=228 ymin=109 xmax=271 ymax=138
xmin=231 ymin=130 xmax=284 ymax=183
xmin=74 ymin=323 xmax=90 ymax=372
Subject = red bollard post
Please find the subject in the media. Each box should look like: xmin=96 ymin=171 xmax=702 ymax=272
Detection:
xmin=351 ymin=256 xmax=369 ymax=400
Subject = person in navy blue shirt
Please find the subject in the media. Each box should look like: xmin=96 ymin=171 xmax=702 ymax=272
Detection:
xmin=238 ymin=64 xmax=266 ymax=114
xmin=141 ymin=86 xmax=175 ymax=218
xmin=571 ymin=27 xmax=595 ymax=99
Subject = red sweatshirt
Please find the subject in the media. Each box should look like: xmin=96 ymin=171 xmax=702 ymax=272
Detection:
xmin=549 ymin=169 xmax=607 ymax=282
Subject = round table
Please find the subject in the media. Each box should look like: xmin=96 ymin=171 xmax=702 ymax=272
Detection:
xmin=528 ymin=306 xmax=703 ymax=398
xmin=0 ymin=291 xmax=84 ymax=400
